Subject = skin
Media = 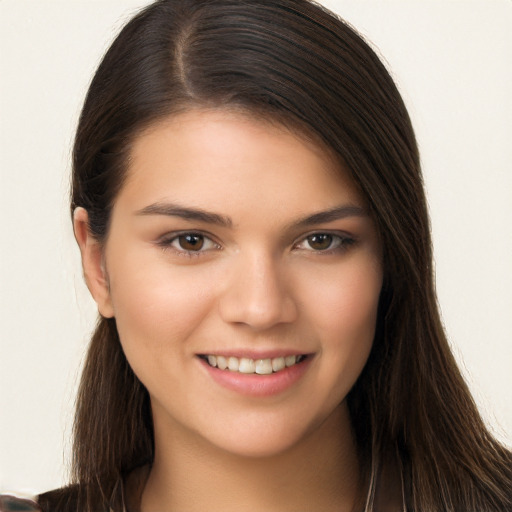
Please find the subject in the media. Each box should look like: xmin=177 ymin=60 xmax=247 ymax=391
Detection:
xmin=74 ymin=110 xmax=383 ymax=512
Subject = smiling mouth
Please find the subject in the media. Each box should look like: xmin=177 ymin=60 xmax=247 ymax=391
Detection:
xmin=198 ymin=354 xmax=308 ymax=375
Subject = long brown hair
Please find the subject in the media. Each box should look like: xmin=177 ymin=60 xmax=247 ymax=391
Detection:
xmin=50 ymin=0 xmax=512 ymax=510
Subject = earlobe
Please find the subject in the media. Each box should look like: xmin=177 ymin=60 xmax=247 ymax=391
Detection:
xmin=73 ymin=207 xmax=115 ymax=318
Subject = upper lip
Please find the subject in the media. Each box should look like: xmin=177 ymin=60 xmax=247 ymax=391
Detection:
xmin=196 ymin=349 xmax=312 ymax=359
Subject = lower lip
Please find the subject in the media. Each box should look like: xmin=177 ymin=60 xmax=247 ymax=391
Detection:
xmin=198 ymin=356 xmax=313 ymax=397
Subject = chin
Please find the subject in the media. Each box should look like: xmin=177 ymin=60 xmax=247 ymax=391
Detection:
xmin=197 ymin=407 xmax=339 ymax=460
xmin=209 ymin=431 xmax=308 ymax=460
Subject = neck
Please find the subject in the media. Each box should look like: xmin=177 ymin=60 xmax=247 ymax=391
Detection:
xmin=140 ymin=403 xmax=362 ymax=512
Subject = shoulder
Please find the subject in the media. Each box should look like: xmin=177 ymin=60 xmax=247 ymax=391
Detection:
xmin=3 ymin=466 xmax=148 ymax=512
xmin=0 ymin=486 xmax=82 ymax=512
xmin=0 ymin=494 xmax=41 ymax=511
xmin=36 ymin=481 xmax=125 ymax=512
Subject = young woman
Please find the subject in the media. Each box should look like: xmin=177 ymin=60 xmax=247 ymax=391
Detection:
xmin=2 ymin=0 xmax=510 ymax=511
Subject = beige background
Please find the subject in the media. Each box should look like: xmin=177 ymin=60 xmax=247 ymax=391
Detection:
xmin=1 ymin=0 xmax=511 ymax=495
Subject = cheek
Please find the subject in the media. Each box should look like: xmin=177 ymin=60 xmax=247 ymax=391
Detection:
xmin=305 ymin=259 xmax=382 ymax=341
xmin=302 ymin=260 xmax=382 ymax=391
xmin=106 ymin=251 xmax=217 ymax=363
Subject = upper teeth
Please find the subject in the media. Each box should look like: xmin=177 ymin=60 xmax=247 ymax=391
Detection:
xmin=205 ymin=355 xmax=302 ymax=375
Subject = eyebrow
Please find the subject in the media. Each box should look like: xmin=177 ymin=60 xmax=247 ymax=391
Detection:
xmin=135 ymin=202 xmax=368 ymax=229
xmin=136 ymin=202 xmax=233 ymax=227
xmin=291 ymin=205 xmax=369 ymax=229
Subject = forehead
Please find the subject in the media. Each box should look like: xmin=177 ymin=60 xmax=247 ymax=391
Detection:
xmin=120 ymin=109 xmax=365 ymax=218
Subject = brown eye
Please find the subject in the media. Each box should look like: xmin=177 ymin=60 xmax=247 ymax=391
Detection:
xmin=178 ymin=234 xmax=204 ymax=251
xmin=306 ymin=234 xmax=333 ymax=251
xmin=160 ymin=232 xmax=219 ymax=254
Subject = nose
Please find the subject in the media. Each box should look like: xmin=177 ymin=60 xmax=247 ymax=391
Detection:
xmin=218 ymin=252 xmax=298 ymax=330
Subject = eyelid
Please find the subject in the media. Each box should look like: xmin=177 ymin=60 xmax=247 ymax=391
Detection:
xmin=156 ymin=230 xmax=222 ymax=254
xmin=155 ymin=229 xmax=355 ymax=255
xmin=293 ymin=230 xmax=356 ymax=252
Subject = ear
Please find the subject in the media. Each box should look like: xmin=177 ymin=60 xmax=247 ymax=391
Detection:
xmin=73 ymin=207 xmax=114 ymax=318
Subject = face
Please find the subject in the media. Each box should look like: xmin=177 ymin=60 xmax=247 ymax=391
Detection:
xmin=85 ymin=110 xmax=382 ymax=457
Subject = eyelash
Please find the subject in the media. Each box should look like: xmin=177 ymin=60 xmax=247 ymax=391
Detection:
xmin=156 ymin=231 xmax=221 ymax=257
xmin=293 ymin=232 xmax=356 ymax=254
xmin=156 ymin=231 xmax=356 ymax=257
